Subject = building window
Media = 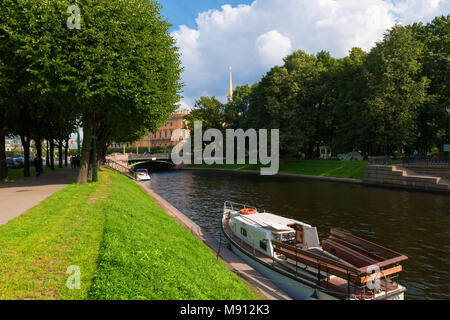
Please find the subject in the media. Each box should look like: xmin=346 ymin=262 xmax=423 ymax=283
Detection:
xmin=260 ymin=239 xmax=268 ymax=251
xmin=240 ymin=228 xmax=247 ymax=237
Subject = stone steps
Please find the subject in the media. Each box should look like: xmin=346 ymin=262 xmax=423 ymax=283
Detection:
xmin=363 ymin=165 xmax=449 ymax=193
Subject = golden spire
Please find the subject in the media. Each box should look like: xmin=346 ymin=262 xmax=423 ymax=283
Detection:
xmin=227 ymin=67 xmax=233 ymax=103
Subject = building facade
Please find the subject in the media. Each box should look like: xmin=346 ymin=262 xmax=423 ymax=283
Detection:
xmin=5 ymin=136 xmax=23 ymax=152
xmin=110 ymin=110 xmax=190 ymax=150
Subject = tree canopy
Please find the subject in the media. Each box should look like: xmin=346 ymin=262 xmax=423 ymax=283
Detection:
xmin=0 ymin=0 xmax=182 ymax=182
xmin=187 ymin=16 xmax=449 ymax=159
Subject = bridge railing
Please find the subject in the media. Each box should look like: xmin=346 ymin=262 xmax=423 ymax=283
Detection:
xmin=128 ymin=153 xmax=171 ymax=161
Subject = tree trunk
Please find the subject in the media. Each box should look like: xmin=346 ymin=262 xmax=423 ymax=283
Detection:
xmin=64 ymin=138 xmax=69 ymax=167
xmin=35 ymin=138 xmax=43 ymax=175
xmin=50 ymin=139 xmax=55 ymax=170
xmin=46 ymin=140 xmax=50 ymax=167
xmin=58 ymin=141 xmax=63 ymax=168
xmin=76 ymin=116 xmax=93 ymax=184
xmin=20 ymin=135 xmax=30 ymax=177
xmin=96 ymin=140 xmax=107 ymax=172
xmin=0 ymin=112 xmax=7 ymax=181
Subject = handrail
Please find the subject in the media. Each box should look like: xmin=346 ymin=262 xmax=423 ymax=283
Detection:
xmin=105 ymin=159 xmax=136 ymax=180
xmin=330 ymin=229 xmax=407 ymax=260
xmin=224 ymin=201 xmax=259 ymax=212
xmin=271 ymin=240 xmax=361 ymax=275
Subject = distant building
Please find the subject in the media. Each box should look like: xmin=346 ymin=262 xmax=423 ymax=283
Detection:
xmin=69 ymin=139 xmax=78 ymax=150
xmin=5 ymin=136 xmax=23 ymax=152
xmin=110 ymin=110 xmax=190 ymax=150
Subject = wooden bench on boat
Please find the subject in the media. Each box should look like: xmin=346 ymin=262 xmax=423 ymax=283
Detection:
xmin=272 ymin=229 xmax=408 ymax=289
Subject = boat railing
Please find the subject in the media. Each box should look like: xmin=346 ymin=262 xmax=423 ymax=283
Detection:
xmin=224 ymin=201 xmax=259 ymax=213
xmin=271 ymin=231 xmax=407 ymax=299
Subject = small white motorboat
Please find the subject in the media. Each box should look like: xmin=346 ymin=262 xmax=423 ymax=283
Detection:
xmin=134 ymin=169 xmax=151 ymax=181
xmin=222 ymin=201 xmax=408 ymax=300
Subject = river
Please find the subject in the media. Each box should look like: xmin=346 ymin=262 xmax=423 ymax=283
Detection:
xmin=145 ymin=169 xmax=450 ymax=300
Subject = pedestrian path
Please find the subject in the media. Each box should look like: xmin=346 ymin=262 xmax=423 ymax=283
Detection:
xmin=0 ymin=168 xmax=79 ymax=226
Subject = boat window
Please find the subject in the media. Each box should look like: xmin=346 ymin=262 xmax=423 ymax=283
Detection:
xmin=260 ymin=239 xmax=268 ymax=251
xmin=240 ymin=228 xmax=247 ymax=237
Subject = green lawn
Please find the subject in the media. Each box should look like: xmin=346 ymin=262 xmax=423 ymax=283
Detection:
xmin=191 ymin=159 xmax=369 ymax=180
xmin=0 ymin=169 xmax=259 ymax=300
xmin=1 ymin=166 xmax=60 ymax=184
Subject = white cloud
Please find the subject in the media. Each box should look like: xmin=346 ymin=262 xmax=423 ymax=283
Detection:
xmin=256 ymin=30 xmax=292 ymax=68
xmin=172 ymin=0 xmax=450 ymax=108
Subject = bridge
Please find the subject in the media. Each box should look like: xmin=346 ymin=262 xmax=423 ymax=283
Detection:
xmin=106 ymin=153 xmax=185 ymax=172
xmin=127 ymin=153 xmax=172 ymax=163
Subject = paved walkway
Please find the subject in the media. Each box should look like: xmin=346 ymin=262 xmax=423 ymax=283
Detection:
xmin=0 ymin=168 xmax=79 ymax=226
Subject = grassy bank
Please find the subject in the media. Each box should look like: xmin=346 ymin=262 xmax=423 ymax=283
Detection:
xmin=191 ymin=159 xmax=369 ymax=180
xmin=0 ymin=169 xmax=259 ymax=300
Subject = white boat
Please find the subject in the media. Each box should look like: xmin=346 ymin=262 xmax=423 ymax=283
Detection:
xmin=134 ymin=169 xmax=151 ymax=181
xmin=222 ymin=201 xmax=408 ymax=300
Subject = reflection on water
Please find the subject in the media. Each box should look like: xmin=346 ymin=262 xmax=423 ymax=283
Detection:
xmin=146 ymin=170 xmax=450 ymax=300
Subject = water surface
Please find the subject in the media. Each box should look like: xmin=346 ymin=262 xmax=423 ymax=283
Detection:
xmin=146 ymin=170 xmax=450 ymax=300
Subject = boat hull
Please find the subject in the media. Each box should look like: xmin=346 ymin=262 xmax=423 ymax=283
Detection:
xmin=222 ymin=222 xmax=337 ymax=300
xmin=223 ymin=222 xmax=406 ymax=300
xmin=229 ymin=240 xmax=337 ymax=300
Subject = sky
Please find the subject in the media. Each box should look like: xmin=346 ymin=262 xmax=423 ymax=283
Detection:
xmin=159 ymin=0 xmax=450 ymax=109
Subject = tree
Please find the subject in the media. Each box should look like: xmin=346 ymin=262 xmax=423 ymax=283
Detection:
xmin=184 ymin=97 xmax=225 ymax=133
xmin=1 ymin=0 xmax=182 ymax=183
xmin=331 ymin=47 xmax=371 ymax=154
xmin=364 ymin=25 xmax=428 ymax=155
xmin=411 ymin=16 xmax=450 ymax=152
xmin=224 ymin=84 xmax=253 ymax=129
xmin=247 ymin=50 xmax=326 ymax=158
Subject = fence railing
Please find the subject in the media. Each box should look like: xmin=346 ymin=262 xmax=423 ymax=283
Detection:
xmin=368 ymin=156 xmax=392 ymax=165
xmin=105 ymin=159 xmax=136 ymax=179
xmin=402 ymin=156 xmax=450 ymax=166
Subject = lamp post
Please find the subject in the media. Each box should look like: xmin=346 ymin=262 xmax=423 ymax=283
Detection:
xmin=148 ymin=133 xmax=151 ymax=154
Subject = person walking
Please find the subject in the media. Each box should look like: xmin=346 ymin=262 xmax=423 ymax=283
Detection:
xmin=76 ymin=155 xmax=80 ymax=168
xmin=413 ymin=149 xmax=419 ymax=161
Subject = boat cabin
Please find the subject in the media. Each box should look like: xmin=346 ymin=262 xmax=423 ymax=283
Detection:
xmin=226 ymin=207 xmax=320 ymax=257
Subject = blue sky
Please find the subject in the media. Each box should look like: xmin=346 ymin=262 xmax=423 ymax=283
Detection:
xmin=160 ymin=0 xmax=254 ymax=30
xmin=157 ymin=0 xmax=449 ymax=109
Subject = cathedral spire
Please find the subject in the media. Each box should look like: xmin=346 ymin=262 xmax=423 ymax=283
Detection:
xmin=227 ymin=67 xmax=233 ymax=103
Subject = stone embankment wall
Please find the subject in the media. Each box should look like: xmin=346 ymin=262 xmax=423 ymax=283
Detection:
xmin=398 ymin=164 xmax=450 ymax=180
xmin=363 ymin=165 xmax=449 ymax=193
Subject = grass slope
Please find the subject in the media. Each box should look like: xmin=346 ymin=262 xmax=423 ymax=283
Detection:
xmin=0 ymin=169 xmax=258 ymax=300
xmin=88 ymin=171 xmax=258 ymax=300
xmin=0 ymin=174 xmax=105 ymax=299
xmin=191 ymin=159 xmax=368 ymax=180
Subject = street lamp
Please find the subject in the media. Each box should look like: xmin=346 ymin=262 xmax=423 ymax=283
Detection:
xmin=148 ymin=133 xmax=151 ymax=154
